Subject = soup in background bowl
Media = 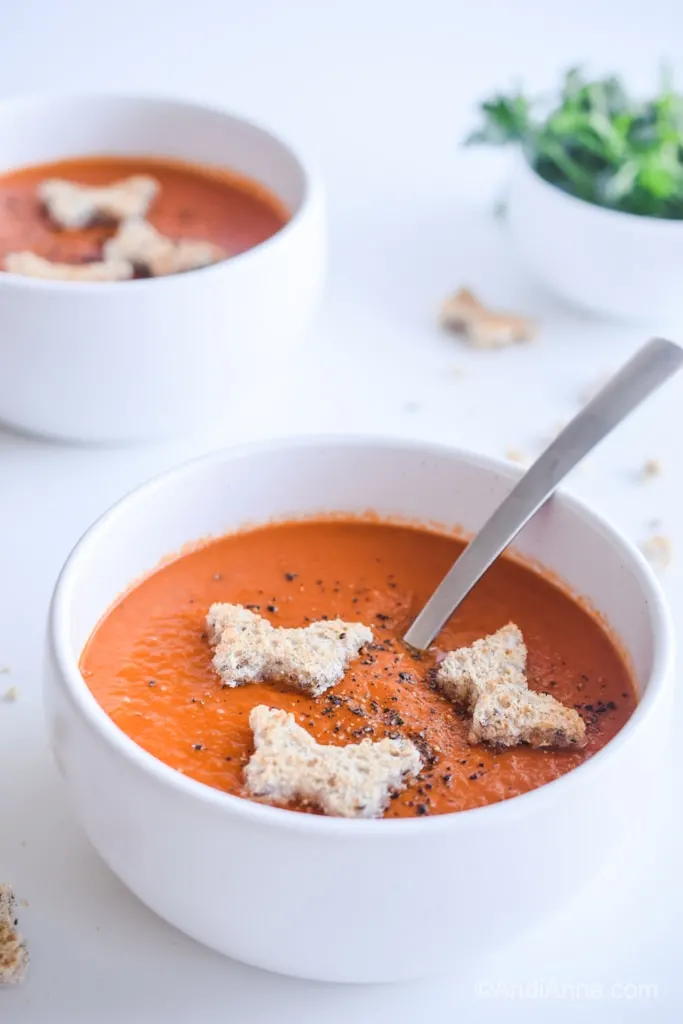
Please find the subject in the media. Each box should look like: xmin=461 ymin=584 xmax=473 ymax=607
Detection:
xmin=45 ymin=438 xmax=673 ymax=982
xmin=0 ymin=93 xmax=324 ymax=442
xmin=0 ymin=154 xmax=288 ymax=278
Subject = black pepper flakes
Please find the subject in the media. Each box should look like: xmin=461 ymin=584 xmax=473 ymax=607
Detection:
xmin=416 ymin=804 xmax=428 ymax=816
xmin=267 ymin=605 xmax=278 ymax=613
xmin=284 ymin=572 xmax=297 ymax=581
xmin=192 ymin=743 xmax=204 ymax=751
xmin=148 ymin=679 xmax=157 ymax=687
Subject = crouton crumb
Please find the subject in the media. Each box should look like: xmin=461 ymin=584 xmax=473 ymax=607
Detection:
xmin=440 ymin=287 xmax=535 ymax=349
xmin=104 ymin=218 xmax=225 ymax=277
xmin=640 ymin=458 xmax=662 ymax=481
xmin=435 ymin=624 xmax=585 ymax=749
xmin=38 ymin=175 xmax=159 ymax=229
xmin=2 ymin=687 xmax=18 ymax=703
xmin=5 ymin=252 xmax=133 ymax=282
xmin=245 ymin=705 xmax=422 ymax=818
xmin=641 ymin=534 xmax=672 ymax=571
xmin=207 ymin=603 xmax=373 ymax=696
xmin=0 ymin=885 xmax=29 ymax=985
xmin=505 ymin=448 xmax=527 ymax=465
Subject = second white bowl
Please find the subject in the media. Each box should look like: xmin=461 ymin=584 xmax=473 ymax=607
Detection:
xmin=508 ymin=154 xmax=683 ymax=322
xmin=0 ymin=93 xmax=324 ymax=442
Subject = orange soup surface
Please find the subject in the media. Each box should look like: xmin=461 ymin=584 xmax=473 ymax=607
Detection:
xmin=0 ymin=155 xmax=287 ymax=270
xmin=81 ymin=520 xmax=636 ymax=818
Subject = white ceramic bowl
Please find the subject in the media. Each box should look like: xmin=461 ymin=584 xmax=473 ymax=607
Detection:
xmin=45 ymin=437 xmax=673 ymax=983
xmin=507 ymin=153 xmax=683 ymax=322
xmin=0 ymin=93 xmax=324 ymax=442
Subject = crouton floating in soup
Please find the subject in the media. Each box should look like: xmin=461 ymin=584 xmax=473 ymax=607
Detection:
xmin=245 ymin=705 xmax=422 ymax=818
xmin=5 ymin=251 xmax=134 ymax=282
xmin=104 ymin=217 xmax=225 ymax=276
xmin=80 ymin=518 xmax=635 ymax=818
xmin=435 ymin=624 xmax=586 ymax=748
xmin=207 ymin=602 xmax=373 ymax=696
xmin=38 ymin=175 xmax=159 ymax=229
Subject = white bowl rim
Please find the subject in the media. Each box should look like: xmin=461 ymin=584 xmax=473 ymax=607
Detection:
xmin=49 ymin=433 xmax=675 ymax=835
xmin=516 ymin=149 xmax=683 ymax=229
xmin=0 ymin=89 xmax=320 ymax=295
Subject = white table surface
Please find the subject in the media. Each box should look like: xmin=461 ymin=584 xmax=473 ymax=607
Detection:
xmin=1 ymin=1 xmax=682 ymax=1020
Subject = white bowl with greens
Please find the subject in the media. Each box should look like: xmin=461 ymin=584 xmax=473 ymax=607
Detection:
xmin=469 ymin=70 xmax=683 ymax=322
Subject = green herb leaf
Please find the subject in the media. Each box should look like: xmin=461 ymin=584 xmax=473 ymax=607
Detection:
xmin=466 ymin=68 xmax=683 ymax=219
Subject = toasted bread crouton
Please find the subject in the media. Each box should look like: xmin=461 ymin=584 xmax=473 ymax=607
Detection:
xmin=435 ymin=624 xmax=527 ymax=712
xmin=245 ymin=705 xmax=422 ymax=817
xmin=440 ymin=287 xmax=536 ymax=349
xmin=641 ymin=533 xmax=672 ymax=571
xmin=207 ymin=603 xmax=373 ymax=696
xmin=5 ymin=251 xmax=133 ymax=282
xmin=469 ymin=685 xmax=586 ymax=748
xmin=640 ymin=458 xmax=662 ymax=481
xmin=104 ymin=218 xmax=225 ymax=277
xmin=38 ymin=175 xmax=159 ymax=229
xmin=436 ymin=624 xmax=586 ymax=749
xmin=0 ymin=885 xmax=29 ymax=985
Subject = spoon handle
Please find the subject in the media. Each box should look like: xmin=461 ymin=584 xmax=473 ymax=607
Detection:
xmin=404 ymin=337 xmax=683 ymax=650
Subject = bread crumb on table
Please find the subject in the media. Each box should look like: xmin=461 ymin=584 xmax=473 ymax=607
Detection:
xmin=640 ymin=458 xmax=662 ymax=481
xmin=640 ymin=534 xmax=672 ymax=571
xmin=2 ymin=686 xmax=18 ymax=702
xmin=38 ymin=175 xmax=159 ymax=229
xmin=435 ymin=624 xmax=586 ymax=749
xmin=440 ymin=287 xmax=536 ymax=349
xmin=207 ymin=603 xmax=373 ymax=696
xmin=245 ymin=705 xmax=422 ymax=818
xmin=0 ymin=884 xmax=29 ymax=986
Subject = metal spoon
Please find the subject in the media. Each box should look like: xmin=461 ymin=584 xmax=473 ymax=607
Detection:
xmin=404 ymin=337 xmax=683 ymax=651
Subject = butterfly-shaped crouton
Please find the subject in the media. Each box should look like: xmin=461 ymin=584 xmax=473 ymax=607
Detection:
xmin=207 ymin=603 xmax=373 ymax=697
xmin=245 ymin=705 xmax=422 ymax=818
xmin=436 ymin=624 xmax=585 ymax=748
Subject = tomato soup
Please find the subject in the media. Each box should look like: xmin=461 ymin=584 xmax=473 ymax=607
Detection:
xmin=0 ymin=155 xmax=287 ymax=269
xmin=80 ymin=519 xmax=636 ymax=818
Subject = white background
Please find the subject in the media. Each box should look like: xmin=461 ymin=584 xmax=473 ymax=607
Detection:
xmin=1 ymin=0 xmax=682 ymax=1020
